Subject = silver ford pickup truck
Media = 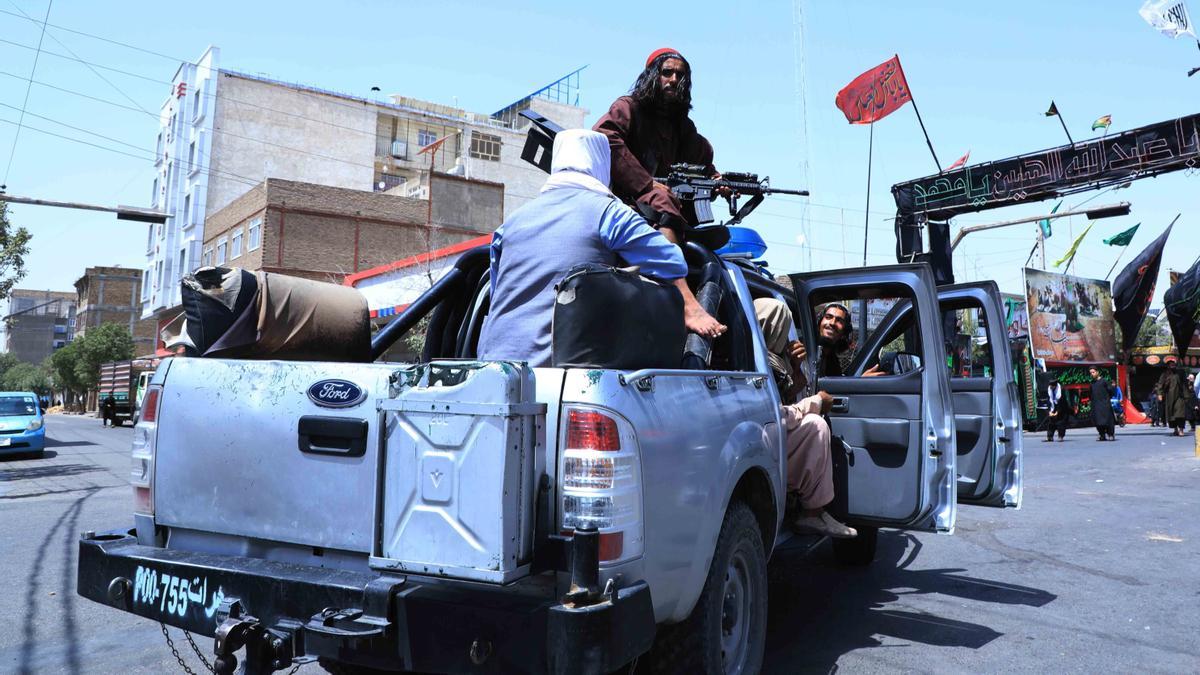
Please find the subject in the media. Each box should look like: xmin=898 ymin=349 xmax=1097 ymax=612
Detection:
xmin=77 ymin=232 xmax=1022 ymax=673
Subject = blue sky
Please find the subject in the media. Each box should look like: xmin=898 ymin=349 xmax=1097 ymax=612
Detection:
xmin=0 ymin=0 xmax=1196 ymax=314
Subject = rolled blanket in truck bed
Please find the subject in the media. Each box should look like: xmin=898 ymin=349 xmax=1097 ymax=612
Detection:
xmin=168 ymin=267 xmax=372 ymax=362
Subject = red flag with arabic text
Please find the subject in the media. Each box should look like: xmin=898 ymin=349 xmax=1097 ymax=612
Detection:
xmin=834 ymin=55 xmax=912 ymax=125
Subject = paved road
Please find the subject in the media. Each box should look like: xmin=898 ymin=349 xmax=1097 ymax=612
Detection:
xmin=1 ymin=416 xmax=1197 ymax=673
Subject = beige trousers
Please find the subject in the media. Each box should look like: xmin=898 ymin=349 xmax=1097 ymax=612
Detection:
xmin=781 ymin=395 xmax=834 ymax=510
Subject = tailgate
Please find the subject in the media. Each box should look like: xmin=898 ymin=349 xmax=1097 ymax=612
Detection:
xmin=154 ymin=359 xmax=397 ymax=553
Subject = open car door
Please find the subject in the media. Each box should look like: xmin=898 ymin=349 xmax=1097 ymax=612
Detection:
xmin=858 ymin=281 xmax=1023 ymax=509
xmin=789 ymin=264 xmax=956 ymax=533
xmin=939 ymin=282 xmax=1023 ymax=508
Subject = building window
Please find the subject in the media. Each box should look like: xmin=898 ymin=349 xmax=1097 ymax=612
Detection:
xmin=155 ymin=133 xmax=163 ymax=164
xmin=178 ymin=247 xmax=187 ymax=278
xmin=202 ymin=247 xmax=212 ymax=267
xmin=188 ymin=141 xmax=196 ymax=172
xmin=192 ymin=86 xmax=202 ymax=120
xmin=248 ymin=217 xmax=261 ymax=250
xmin=155 ymin=261 xmax=163 ymax=290
xmin=151 ymin=177 xmax=159 ymax=206
xmin=146 ymin=224 xmax=154 ymax=253
xmin=469 ymin=131 xmax=501 ymax=161
xmin=231 ymin=229 xmax=243 ymax=259
xmin=183 ymin=194 xmax=192 ymax=228
xmin=216 ymin=238 xmax=227 ymax=265
xmin=417 ymin=129 xmax=438 ymax=148
xmin=142 ymin=270 xmax=150 ymax=300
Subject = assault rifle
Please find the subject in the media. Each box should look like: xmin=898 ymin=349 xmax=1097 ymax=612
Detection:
xmin=658 ymin=163 xmax=809 ymax=226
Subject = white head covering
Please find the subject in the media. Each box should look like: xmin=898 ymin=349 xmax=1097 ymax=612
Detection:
xmin=539 ymin=129 xmax=613 ymax=197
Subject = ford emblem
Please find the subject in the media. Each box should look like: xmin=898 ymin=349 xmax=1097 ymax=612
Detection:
xmin=307 ymin=379 xmax=367 ymax=409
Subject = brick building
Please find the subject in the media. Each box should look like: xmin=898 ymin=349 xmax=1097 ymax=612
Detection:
xmin=200 ymin=175 xmax=503 ymax=284
xmin=3 ymin=289 xmax=76 ymax=363
xmin=143 ymin=45 xmax=584 ymax=322
xmin=74 ymin=267 xmax=158 ymax=354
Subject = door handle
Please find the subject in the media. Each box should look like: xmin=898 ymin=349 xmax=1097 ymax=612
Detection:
xmin=829 ymin=396 xmax=849 ymax=414
xmin=298 ymin=416 xmax=368 ymax=457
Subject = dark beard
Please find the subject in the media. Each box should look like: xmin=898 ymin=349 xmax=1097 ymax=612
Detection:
xmin=652 ymin=88 xmax=689 ymax=117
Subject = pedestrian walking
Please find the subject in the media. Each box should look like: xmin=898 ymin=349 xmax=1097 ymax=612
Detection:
xmin=1045 ymin=377 xmax=1070 ymax=442
xmin=1148 ymin=391 xmax=1162 ymax=426
xmin=1089 ymin=367 xmax=1116 ymax=441
xmin=100 ymin=394 xmax=115 ymax=428
xmin=1187 ymin=373 xmax=1198 ymax=432
xmin=1158 ymin=361 xmax=1190 ymax=436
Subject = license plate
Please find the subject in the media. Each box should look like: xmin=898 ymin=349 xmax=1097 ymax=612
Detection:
xmin=0 ymin=438 xmax=10 ymax=447
xmin=131 ymin=564 xmax=225 ymax=625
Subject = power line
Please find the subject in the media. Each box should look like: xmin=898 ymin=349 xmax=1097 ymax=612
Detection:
xmin=0 ymin=114 xmax=261 ymax=191
xmin=1 ymin=0 xmax=53 ymax=188
xmin=5 ymin=1 xmax=153 ymax=116
xmin=0 ymin=6 xmax=190 ymax=64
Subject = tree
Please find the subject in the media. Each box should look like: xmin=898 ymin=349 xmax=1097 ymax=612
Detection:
xmin=0 ymin=199 xmax=32 ymax=300
xmin=48 ymin=341 xmax=83 ymax=395
xmin=0 ymin=351 xmax=19 ymax=382
xmin=1134 ymin=314 xmax=1170 ymax=348
xmin=72 ymin=323 xmax=135 ymax=389
xmin=1 ymin=362 xmax=50 ymax=395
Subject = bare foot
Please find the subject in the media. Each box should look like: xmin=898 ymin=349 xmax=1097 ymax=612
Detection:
xmin=684 ymin=302 xmax=725 ymax=338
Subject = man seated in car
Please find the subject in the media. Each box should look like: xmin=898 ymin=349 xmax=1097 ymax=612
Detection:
xmin=754 ymin=298 xmax=856 ymax=538
xmin=478 ymin=128 xmax=724 ymax=366
xmin=786 ymin=302 xmax=885 ymax=378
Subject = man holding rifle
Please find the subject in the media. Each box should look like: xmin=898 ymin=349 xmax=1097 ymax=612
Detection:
xmin=594 ymin=48 xmax=719 ymax=242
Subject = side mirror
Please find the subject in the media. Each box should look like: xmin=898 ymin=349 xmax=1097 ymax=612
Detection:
xmin=893 ymin=352 xmax=922 ymax=374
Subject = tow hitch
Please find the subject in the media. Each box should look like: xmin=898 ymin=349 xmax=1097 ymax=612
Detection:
xmin=209 ymin=598 xmax=298 ymax=675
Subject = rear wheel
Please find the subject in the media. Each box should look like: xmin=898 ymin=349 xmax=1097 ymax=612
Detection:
xmin=318 ymin=657 xmax=403 ymax=674
xmin=646 ymin=500 xmax=767 ymax=674
xmin=832 ymin=525 xmax=878 ymax=566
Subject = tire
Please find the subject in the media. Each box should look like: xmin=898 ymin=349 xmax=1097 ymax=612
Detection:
xmin=318 ymin=657 xmax=404 ymax=674
xmin=645 ymin=500 xmax=767 ymax=675
xmin=832 ymin=525 xmax=878 ymax=566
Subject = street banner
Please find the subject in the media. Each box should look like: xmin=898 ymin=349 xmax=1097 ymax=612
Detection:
xmin=1103 ymin=223 xmax=1140 ymax=246
xmin=947 ymin=151 xmax=970 ymax=171
xmin=834 ymin=55 xmax=912 ymax=125
xmin=1024 ymin=268 xmax=1118 ymax=363
xmin=1112 ymin=223 xmax=1172 ymax=350
xmin=1053 ymin=222 xmax=1093 ymax=268
xmin=1140 ymin=0 xmax=1196 ymax=38
xmin=1038 ymin=201 xmax=1061 ymax=239
xmin=1164 ymin=258 xmax=1200 ymax=357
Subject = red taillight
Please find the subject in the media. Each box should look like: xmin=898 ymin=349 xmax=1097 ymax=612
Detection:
xmin=567 ymin=410 xmax=621 ymax=451
xmin=140 ymin=387 xmax=161 ymax=423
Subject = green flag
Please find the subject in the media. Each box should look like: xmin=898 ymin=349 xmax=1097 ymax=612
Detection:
xmin=1053 ymin=221 xmax=1094 ymax=268
xmin=1103 ymin=223 xmax=1140 ymax=246
xmin=1038 ymin=201 xmax=1061 ymax=239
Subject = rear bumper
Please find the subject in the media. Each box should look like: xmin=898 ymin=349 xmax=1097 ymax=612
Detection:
xmin=77 ymin=530 xmax=655 ymax=674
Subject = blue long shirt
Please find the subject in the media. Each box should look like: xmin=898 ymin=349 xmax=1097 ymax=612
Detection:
xmin=479 ymin=188 xmax=686 ymax=366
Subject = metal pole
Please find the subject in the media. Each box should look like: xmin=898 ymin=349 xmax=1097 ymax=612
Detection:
xmin=1055 ymin=108 xmax=1075 ymax=146
xmin=1039 ymin=226 xmax=1046 ymax=268
xmin=1104 ymin=246 xmax=1129 ymax=281
xmin=0 ymin=193 xmax=168 ymax=222
xmin=860 ymin=122 xmax=873 ymax=349
xmin=908 ymin=91 xmax=943 ymax=172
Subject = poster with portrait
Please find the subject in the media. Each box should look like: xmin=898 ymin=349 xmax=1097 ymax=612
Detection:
xmin=1001 ymin=292 xmax=1029 ymax=340
xmin=1023 ymin=268 xmax=1117 ymax=364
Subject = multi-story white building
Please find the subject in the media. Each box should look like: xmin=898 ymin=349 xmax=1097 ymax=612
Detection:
xmin=141 ymin=47 xmax=586 ymax=321
xmin=143 ymin=46 xmax=219 ymax=319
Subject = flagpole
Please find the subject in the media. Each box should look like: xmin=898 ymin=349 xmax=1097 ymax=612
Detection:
xmin=1054 ymin=106 xmax=1075 ymax=146
xmin=863 ymin=121 xmax=873 ymax=267
xmin=860 ymin=121 xmax=874 ymax=349
xmin=908 ymin=91 xmax=942 ymax=172
xmin=1105 ymin=246 xmax=1129 ymax=281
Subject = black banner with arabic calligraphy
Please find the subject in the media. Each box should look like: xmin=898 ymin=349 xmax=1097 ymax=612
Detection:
xmin=893 ymin=112 xmax=1200 ymax=277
